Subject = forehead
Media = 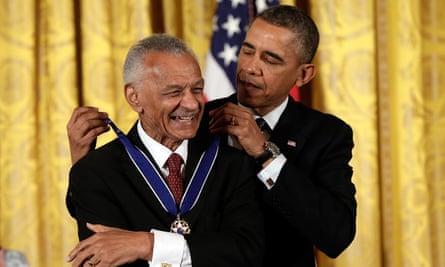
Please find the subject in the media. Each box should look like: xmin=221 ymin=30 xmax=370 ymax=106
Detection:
xmin=245 ymin=19 xmax=296 ymax=56
xmin=143 ymin=51 xmax=202 ymax=79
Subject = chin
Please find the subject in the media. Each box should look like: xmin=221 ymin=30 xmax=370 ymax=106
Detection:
xmin=182 ymin=128 xmax=198 ymax=139
xmin=238 ymin=92 xmax=257 ymax=107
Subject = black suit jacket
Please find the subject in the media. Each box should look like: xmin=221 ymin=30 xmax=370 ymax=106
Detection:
xmin=199 ymin=94 xmax=357 ymax=267
xmin=66 ymin=124 xmax=264 ymax=267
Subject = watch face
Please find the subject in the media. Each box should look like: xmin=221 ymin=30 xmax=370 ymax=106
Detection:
xmin=266 ymin=142 xmax=280 ymax=156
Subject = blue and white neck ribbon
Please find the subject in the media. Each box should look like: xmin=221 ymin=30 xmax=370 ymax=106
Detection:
xmin=105 ymin=118 xmax=219 ymax=218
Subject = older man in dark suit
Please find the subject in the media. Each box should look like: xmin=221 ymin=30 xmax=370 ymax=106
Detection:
xmin=66 ymin=34 xmax=264 ymax=267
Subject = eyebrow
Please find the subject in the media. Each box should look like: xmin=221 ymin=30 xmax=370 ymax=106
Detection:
xmin=165 ymin=78 xmax=204 ymax=89
xmin=242 ymin=41 xmax=285 ymax=63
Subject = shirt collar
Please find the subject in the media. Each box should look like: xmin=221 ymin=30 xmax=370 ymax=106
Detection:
xmin=239 ymin=97 xmax=288 ymax=130
xmin=137 ymin=120 xmax=188 ymax=168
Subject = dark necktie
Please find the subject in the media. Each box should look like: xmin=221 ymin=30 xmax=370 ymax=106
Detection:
xmin=166 ymin=153 xmax=184 ymax=205
xmin=256 ymin=117 xmax=271 ymax=139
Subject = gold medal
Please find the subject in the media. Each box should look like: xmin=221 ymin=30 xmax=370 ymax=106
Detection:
xmin=170 ymin=215 xmax=191 ymax=235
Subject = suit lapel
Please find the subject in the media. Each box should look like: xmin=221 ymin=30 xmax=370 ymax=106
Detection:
xmin=121 ymin=124 xmax=172 ymax=215
xmin=185 ymin=136 xmax=213 ymax=184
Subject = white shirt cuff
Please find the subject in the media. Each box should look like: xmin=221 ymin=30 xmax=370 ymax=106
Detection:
xmin=257 ymin=154 xmax=286 ymax=189
xmin=149 ymin=229 xmax=191 ymax=267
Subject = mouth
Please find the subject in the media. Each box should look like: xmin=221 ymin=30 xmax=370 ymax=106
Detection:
xmin=244 ymin=81 xmax=259 ymax=88
xmin=170 ymin=114 xmax=195 ymax=121
xmin=239 ymin=80 xmax=265 ymax=93
xmin=239 ymin=76 xmax=263 ymax=90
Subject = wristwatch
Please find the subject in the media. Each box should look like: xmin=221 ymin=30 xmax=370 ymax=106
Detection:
xmin=255 ymin=141 xmax=281 ymax=165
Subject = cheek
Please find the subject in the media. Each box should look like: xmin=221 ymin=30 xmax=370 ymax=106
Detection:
xmin=264 ymin=71 xmax=296 ymax=94
xmin=279 ymin=67 xmax=299 ymax=84
xmin=141 ymin=96 xmax=169 ymax=119
xmin=196 ymin=95 xmax=206 ymax=107
xmin=236 ymin=56 xmax=249 ymax=72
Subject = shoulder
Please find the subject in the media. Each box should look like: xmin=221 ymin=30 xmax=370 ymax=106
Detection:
xmin=71 ymin=138 xmax=124 ymax=174
xmin=73 ymin=123 xmax=140 ymax=171
xmin=289 ymin=100 xmax=352 ymax=134
xmin=204 ymin=94 xmax=236 ymax=111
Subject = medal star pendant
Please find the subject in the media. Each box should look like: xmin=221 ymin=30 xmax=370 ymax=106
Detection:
xmin=170 ymin=215 xmax=191 ymax=235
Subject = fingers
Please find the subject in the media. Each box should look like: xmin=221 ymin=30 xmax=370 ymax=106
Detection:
xmin=230 ymin=115 xmax=236 ymax=126
xmin=208 ymin=103 xmax=267 ymax=157
xmin=67 ymin=107 xmax=110 ymax=164
xmin=66 ymin=238 xmax=94 ymax=266
xmin=84 ymin=256 xmax=100 ymax=267
xmin=66 ymin=233 xmax=104 ymax=267
xmin=67 ymin=107 xmax=109 ymax=139
xmin=208 ymin=103 xmax=253 ymax=132
xmin=209 ymin=112 xmax=235 ymax=132
xmin=67 ymin=107 xmax=99 ymax=125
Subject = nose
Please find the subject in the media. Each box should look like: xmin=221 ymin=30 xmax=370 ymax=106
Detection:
xmin=180 ymin=88 xmax=201 ymax=110
xmin=242 ymin=57 xmax=262 ymax=76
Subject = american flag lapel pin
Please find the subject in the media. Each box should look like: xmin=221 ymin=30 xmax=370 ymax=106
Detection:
xmin=287 ymin=140 xmax=297 ymax=147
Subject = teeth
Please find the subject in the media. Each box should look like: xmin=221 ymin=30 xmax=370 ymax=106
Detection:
xmin=173 ymin=116 xmax=193 ymax=121
xmin=180 ymin=116 xmax=193 ymax=121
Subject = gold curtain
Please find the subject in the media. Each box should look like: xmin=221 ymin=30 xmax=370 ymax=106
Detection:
xmin=312 ymin=1 xmax=445 ymax=267
xmin=0 ymin=1 xmax=443 ymax=267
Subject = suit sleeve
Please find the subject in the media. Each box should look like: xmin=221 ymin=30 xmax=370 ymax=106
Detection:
xmin=67 ymin=160 xmax=131 ymax=240
xmin=266 ymin=120 xmax=356 ymax=258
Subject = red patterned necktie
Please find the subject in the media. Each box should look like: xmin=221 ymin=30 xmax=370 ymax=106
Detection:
xmin=165 ymin=153 xmax=184 ymax=205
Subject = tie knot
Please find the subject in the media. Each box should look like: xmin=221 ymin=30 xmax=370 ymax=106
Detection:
xmin=256 ymin=117 xmax=270 ymax=132
xmin=167 ymin=153 xmax=183 ymax=174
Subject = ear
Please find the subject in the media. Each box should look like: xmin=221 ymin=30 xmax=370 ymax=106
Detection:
xmin=295 ymin=63 xmax=316 ymax=87
xmin=125 ymin=85 xmax=142 ymax=113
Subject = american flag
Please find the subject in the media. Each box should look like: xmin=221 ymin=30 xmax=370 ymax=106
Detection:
xmin=204 ymin=0 xmax=283 ymax=101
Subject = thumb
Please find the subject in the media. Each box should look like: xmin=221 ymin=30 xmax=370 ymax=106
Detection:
xmin=86 ymin=222 xmax=115 ymax=233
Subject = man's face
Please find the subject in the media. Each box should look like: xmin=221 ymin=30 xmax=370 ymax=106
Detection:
xmin=236 ymin=18 xmax=302 ymax=115
xmin=131 ymin=51 xmax=205 ymax=149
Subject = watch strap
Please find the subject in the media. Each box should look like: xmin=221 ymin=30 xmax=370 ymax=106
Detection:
xmin=255 ymin=149 xmax=274 ymax=165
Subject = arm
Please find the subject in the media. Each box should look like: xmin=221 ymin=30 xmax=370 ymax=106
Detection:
xmin=208 ymin=102 xmax=356 ymax=257
xmin=66 ymin=106 xmax=109 ymax=164
xmin=66 ymin=151 xmax=158 ymax=267
xmin=268 ymin=120 xmax=356 ymax=257
xmin=66 ymin=223 xmax=153 ymax=267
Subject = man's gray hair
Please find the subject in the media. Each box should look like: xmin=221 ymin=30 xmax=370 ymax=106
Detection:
xmin=123 ymin=33 xmax=197 ymax=85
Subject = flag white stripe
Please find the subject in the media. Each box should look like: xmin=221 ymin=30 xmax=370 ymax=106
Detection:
xmin=204 ymin=53 xmax=235 ymax=101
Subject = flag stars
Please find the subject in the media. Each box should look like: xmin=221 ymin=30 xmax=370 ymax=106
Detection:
xmin=221 ymin=14 xmax=241 ymax=38
xmin=256 ymin=0 xmax=268 ymax=13
xmin=218 ymin=43 xmax=238 ymax=66
xmin=231 ymin=0 xmax=246 ymax=9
